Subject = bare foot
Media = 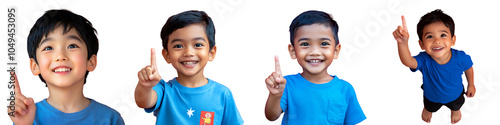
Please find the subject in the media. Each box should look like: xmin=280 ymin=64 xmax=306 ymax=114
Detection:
xmin=451 ymin=110 xmax=461 ymax=124
xmin=422 ymin=108 xmax=432 ymax=123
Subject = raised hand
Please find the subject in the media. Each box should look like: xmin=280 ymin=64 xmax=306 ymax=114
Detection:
xmin=265 ymin=56 xmax=287 ymax=95
xmin=393 ymin=15 xmax=410 ymax=43
xmin=138 ymin=48 xmax=162 ymax=88
xmin=8 ymin=72 xmax=36 ymax=125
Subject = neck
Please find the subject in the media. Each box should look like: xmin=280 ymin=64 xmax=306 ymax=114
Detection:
xmin=46 ymin=81 xmax=90 ymax=113
xmin=301 ymin=70 xmax=333 ymax=84
xmin=177 ymin=69 xmax=208 ymax=88
xmin=432 ymin=50 xmax=453 ymax=65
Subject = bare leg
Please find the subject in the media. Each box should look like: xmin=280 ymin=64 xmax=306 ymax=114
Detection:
xmin=451 ymin=110 xmax=461 ymax=124
xmin=422 ymin=107 xmax=432 ymax=123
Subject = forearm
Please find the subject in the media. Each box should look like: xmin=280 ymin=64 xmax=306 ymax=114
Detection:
xmin=265 ymin=93 xmax=283 ymax=121
xmin=465 ymin=67 xmax=474 ymax=87
xmin=134 ymin=83 xmax=156 ymax=108
xmin=397 ymin=43 xmax=417 ymax=69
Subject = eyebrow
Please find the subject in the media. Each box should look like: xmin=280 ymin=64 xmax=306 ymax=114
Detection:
xmin=297 ymin=37 xmax=331 ymax=42
xmin=170 ymin=37 xmax=206 ymax=43
xmin=424 ymin=30 xmax=449 ymax=36
xmin=39 ymin=35 xmax=83 ymax=46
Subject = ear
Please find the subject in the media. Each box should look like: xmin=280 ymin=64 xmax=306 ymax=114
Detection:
xmin=30 ymin=58 xmax=40 ymax=75
xmin=86 ymin=54 xmax=97 ymax=72
xmin=333 ymin=43 xmax=341 ymax=59
xmin=288 ymin=44 xmax=296 ymax=59
xmin=418 ymin=40 xmax=425 ymax=50
xmin=451 ymin=35 xmax=456 ymax=46
xmin=208 ymin=46 xmax=217 ymax=61
xmin=162 ymin=49 xmax=171 ymax=64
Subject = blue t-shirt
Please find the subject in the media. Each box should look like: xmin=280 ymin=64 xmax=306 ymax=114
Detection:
xmin=145 ymin=78 xmax=243 ymax=125
xmin=411 ymin=48 xmax=473 ymax=103
xmin=280 ymin=73 xmax=366 ymax=125
xmin=33 ymin=98 xmax=124 ymax=125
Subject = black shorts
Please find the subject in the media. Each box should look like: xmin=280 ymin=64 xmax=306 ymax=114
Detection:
xmin=423 ymin=92 xmax=465 ymax=112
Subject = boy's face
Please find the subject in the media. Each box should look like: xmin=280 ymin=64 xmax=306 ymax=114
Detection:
xmin=288 ymin=24 xmax=340 ymax=75
xmin=162 ymin=23 xmax=216 ymax=77
xmin=30 ymin=26 xmax=96 ymax=87
xmin=418 ymin=21 xmax=456 ymax=59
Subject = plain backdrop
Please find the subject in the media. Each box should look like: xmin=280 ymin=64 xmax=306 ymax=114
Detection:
xmin=1 ymin=0 xmax=499 ymax=124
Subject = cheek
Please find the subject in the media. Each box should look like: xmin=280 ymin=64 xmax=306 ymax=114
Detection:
xmin=71 ymin=52 xmax=88 ymax=68
xmin=36 ymin=54 xmax=52 ymax=69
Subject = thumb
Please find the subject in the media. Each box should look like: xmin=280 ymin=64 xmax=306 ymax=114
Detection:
xmin=24 ymin=98 xmax=36 ymax=111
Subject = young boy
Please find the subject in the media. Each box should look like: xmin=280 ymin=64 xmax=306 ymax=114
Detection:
xmin=393 ymin=9 xmax=475 ymax=124
xmin=264 ymin=10 xmax=366 ymax=125
xmin=134 ymin=10 xmax=243 ymax=125
xmin=8 ymin=9 xmax=124 ymax=124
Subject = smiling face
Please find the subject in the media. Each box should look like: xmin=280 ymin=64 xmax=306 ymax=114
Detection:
xmin=162 ymin=23 xmax=216 ymax=77
xmin=419 ymin=21 xmax=456 ymax=63
xmin=30 ymin=26 xmax=96 ymax=87
xmin=289 ymin=23 xmax=340 ymax=75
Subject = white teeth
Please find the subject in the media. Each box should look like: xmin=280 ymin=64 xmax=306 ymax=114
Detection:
xmin=309 ymin=60 xmax=320 ymax=63
xmin=433 ymin=47 xmax=444 ymax=50
xmin=182 ymin=61 xmax=196 ymax=65
xmin=54 ymin=68 xmax=70 ymax=72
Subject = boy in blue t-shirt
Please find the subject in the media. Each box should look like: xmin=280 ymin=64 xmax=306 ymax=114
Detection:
xmin=393 ymin=9 xmax=475 ymax=124
xmin=134 ymin=10 xmax=243 ymax=125
xmin=8 ymin=9 xmax=124 ymax=125
xmin=264 ymin=10 xmax=366 ymax=125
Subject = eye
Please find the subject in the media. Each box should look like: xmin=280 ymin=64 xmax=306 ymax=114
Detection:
xmin=194 ymin=43 xmax=203 ymax=47
xmin=43 ymin=46 xmax=53 ymax=51
xmin=440 ymin=34 xmax=447 ymax=37
xmin=321 ymin=42 xmax=330 ymax=46
xmin=426 ymin=35 xmax=433 ymax=39
xmin=299 ymin=42 xmax=309 ymax=46
xmin=68 ymin=44 xmax=79 ymax=49
xmin=173 ymin=44 xmax=183 ymax=48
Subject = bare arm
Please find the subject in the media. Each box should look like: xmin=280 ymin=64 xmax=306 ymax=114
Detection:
xmin=393 ymin=15 xmax=418 ymax=69
xmin=134 ymin=48 xmax=161 ymax=108
xmin=264 ymin=56 xmax=286 ymax=121
xmin=465 ymin=66 xmax=475 ymax=97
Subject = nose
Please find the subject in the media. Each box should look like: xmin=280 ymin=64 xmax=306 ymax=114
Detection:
xmin=54 ymin=50 xmax=68 ymax=62
xmin=183 ymin=46 xmax=195 ymax=57
xmin=433 ymin=38 xmax=442 ymax=44
xmin=308 ymin=45 xmax=321 ymax=56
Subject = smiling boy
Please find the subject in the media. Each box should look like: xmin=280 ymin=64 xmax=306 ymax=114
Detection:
xmin=134 ymin=10 xmax=243 ymax=125
xmin=393 ymin=9 xmax=475 ymax=124
xmin=8 ymin=9 xmax=124 ymax=125
xmin=264 ymin=10 xmax=366 ymax=125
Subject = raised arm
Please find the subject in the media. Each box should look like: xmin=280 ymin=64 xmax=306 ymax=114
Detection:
xmin=8 ymin=72 xmax=36 ymax=125
xmin=393 ymin=15 xmax=418 ymax=69
xmin=135 ymin=48 xmax=161 ymax=108
xmin=265 ymin=56 xmax=287 ymax=121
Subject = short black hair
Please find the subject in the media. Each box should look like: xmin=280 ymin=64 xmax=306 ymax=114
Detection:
xmin=289 ymin=10 xmax=339 ymax=46
xmin=160 ymin=10 xmax=215 ymax=51
xmin=417 ymin=9 xmax=455 ymax=41
xmin=27 ymin=9 xmax=98 ymax=85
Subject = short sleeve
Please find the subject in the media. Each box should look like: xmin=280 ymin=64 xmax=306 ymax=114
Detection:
xmin=460 ymin=52 xmax=473 ymax=71
xmin=344 ymin=84 xmax=366 ymax=125
xmin=221 ymin=90 xmax=244 ymax=125
xmin=411 ymin=52 xmax=426 ymax=72
xmin=144 ymin=79 xmax=166 ymax=114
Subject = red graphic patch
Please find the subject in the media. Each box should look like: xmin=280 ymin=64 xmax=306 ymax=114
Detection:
xmin=199 ymin=111 xmax=214 ymax=125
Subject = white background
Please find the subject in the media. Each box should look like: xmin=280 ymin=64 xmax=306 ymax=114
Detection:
xmin=1 ymin=0 xmax=499 ymax=124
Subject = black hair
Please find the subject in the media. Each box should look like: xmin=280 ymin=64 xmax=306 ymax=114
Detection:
xmin=417 ymin=9 xmax=455 ymax=41
xmin=289 ymin=10 xmax=339 ymax=46
xmin=161 ymin=10 xmax=215 ymax=51
xmin=27 ymin=9 xmax=98 ymax=85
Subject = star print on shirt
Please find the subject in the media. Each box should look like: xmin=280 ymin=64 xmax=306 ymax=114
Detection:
xmin=187 ymin=108 xmax=195 ymax=118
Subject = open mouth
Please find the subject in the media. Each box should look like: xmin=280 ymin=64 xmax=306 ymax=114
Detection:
xmin=181 ymin=61 xmax=198 ymax=65
xmin=53 ymin=67 xmax=72 ymax=73
xmin=306 ymin=59 xmax=324 ymax=63
xmin=432 ymin=47 xmax=444 ymax=51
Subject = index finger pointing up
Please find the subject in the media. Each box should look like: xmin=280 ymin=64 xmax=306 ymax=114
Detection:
xmin=12 ymin=71 xmax=21 ymax=94
xmin=401 ymin=15 xmax=407 ymax=31
xmin=151 ymin=48 xmax=157 ymax=69
xmin=275 ymin=55 xmax=281 ymax=75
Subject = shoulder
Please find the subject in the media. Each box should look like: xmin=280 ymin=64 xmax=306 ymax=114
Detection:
xmin=333 ymin=76 xmax=354 ymax=89
xmin=452 ymin=48 xmax=471 ymax=57
xmin=207 ymin=78 xmax=232 ymax=94
xmin=90 ymin=99 xmax=122 ymax=116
